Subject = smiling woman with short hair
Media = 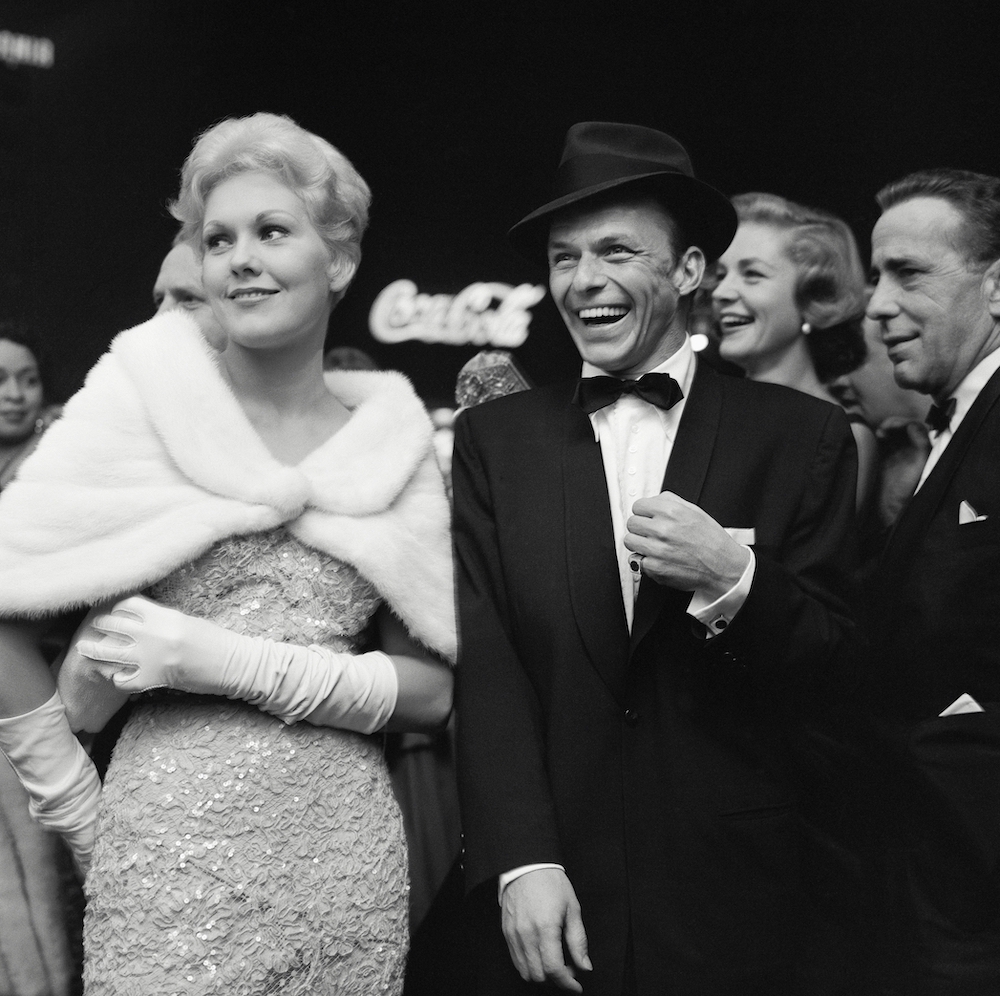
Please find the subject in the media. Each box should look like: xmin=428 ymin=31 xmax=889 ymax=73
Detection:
xmin=712 ymin=192 xmax=877 ymax=511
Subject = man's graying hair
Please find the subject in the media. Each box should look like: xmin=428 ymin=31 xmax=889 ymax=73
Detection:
xmin=876 ymin=168 xmax=1000 ymax=266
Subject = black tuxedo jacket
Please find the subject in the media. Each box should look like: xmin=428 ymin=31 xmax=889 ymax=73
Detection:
xmin=453 ymin=362 xmax=862 ymax=995
xmin=868 ymin=363 xmax=1000 ymax=976
xmin=872 ymin=364 xmax=1000 ymax=718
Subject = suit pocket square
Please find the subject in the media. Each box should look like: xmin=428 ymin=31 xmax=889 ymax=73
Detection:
xmin=959 ymin=500 xmax=988 ymax=525
xmin=725 ymin=527 xmax=756 ymax=545
xmin=940 ymin=693 xmax=986 ymax=717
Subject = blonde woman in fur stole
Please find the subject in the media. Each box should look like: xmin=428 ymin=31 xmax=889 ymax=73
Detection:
xmin=0 ymin=113 xmax=455 ymax=996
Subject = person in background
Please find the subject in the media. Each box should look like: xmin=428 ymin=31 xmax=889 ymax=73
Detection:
xmin=865 ymin=168 xmax=1000 ymax=994
xmin=323 ymin=344 xmax=378 ymax=371
xmin=712 ymin=193 xmax=877 ymax=514
xmin=0 ymin=321 xmax=82 ymax=996
xmin=0 ymin=324 xmax=61 ymax=490
xmin=829 ymin=313 xmax=932 ymax=533
xmin=152 ymin=239 xmax=226 ymax=350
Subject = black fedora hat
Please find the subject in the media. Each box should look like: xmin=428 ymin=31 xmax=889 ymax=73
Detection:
xmin=508 ymin=121 xmax=737 ymax=263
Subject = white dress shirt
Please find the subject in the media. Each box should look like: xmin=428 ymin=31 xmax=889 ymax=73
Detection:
xmin=498 ymin=340 xmax=755 ymax=900
xmin=582 ymin=340 xmax=754 ymax=634
xmin=916 ymin=347 xmax=1000 ymax=491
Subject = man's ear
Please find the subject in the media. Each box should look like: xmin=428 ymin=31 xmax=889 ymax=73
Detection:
xmin=984 ymin=257 xmax=1000 ymax=320
xmin=673 ymin=247 xmax=706 ymax=297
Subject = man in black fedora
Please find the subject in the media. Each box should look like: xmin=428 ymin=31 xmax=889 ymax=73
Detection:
xmin=452 ymin=122 xmax=865 ymax=994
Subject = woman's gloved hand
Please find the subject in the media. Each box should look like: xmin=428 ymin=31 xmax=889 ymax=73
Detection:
xmin=0 ymin=691 xmax=101 ymax=876
xmin=76 ymin=596 xmax=398 ymax=734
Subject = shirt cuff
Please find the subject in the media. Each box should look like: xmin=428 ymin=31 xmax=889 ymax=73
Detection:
xmin=497 ymin=863 xmax=566 ymax=905
xmin=688 ymin=547 xmax=755 ymax=637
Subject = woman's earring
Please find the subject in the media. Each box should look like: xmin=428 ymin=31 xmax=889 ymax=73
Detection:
xmin=801 ymin=321 xmax=812 ymax=335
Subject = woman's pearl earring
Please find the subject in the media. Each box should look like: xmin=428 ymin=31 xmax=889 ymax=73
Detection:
xmin=801 ymin=321 xmax=812 ymax=335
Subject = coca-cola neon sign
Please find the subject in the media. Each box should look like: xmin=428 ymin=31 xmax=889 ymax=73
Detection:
xmin=369 ymin=279 xmax=545 ymax=348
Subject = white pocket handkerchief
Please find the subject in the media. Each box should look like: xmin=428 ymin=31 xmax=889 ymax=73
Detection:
xmin=939 ymin=692 xmax=985 ymax=716
xmin=959 ymin=500 xmax=988 ymax=525
xmin=725 ymin=527 xmax=756 ymax=546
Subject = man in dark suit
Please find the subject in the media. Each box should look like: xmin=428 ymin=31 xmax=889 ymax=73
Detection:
xmin=452 ymin=123 xmax=863 ymax=995
xmin=865 ymin=169 xmax=1000 ymax=993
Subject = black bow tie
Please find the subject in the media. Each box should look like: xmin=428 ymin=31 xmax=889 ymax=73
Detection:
xmin=573 ymin=373 xmax=684 ymax=415
xmin=925 ymin=397 xmax=956 ymax=434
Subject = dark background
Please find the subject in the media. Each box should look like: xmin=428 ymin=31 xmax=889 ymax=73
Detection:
xmin=1 ymin=1 xmax=994 ymax=406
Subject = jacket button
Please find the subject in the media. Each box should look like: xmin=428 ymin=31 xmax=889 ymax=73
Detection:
xmin=624 ymin=708 xmax=640 ymax=726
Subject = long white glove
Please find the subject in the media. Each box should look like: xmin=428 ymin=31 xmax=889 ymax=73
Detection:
xmin=0 ymin=691 xmax=101 ymax=875
xmin=76 ymin=596 xmax=398 ymax=735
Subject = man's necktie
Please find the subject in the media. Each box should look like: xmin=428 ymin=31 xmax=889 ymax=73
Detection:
xmin=573 ymin=373 xmax=684 ymax=415
xmin=925 ymin=397 xmax=956 ymax=434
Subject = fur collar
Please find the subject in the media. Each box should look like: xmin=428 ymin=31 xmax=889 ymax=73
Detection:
xmin=0 ymin=312 xmax=456 ymax=661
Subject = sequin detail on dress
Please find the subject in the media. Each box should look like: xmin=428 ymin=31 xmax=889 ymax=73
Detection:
xmin=83 ymin=529 xmax=408 ymax=996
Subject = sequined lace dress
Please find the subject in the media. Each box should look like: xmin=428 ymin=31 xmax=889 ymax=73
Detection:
xmin=83 ymin=529 xmax=408 ymax=996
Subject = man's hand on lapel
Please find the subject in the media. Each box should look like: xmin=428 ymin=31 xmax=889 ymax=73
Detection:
xmin=625 ymin=491 xmax=750 ymax=596
xmin=501 ymin=867 xmax=592 ymax=992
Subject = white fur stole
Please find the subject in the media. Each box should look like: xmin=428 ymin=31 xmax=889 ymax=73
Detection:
xmin=0 ymin=312 xmax=456 ymax=662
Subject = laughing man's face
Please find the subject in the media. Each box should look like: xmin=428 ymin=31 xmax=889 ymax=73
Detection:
xmin=547 ymin=195 xmax=702 ymax=377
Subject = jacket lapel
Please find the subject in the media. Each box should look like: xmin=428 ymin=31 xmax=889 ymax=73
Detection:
xmin=882 ymin=364 xmax=1000 ymax=582
xmin=630 ymin=361 xmax=721 ymax=653
xmin=560 ymin=397 xmax=631 ymax=699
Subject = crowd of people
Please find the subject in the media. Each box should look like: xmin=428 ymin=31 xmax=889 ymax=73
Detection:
xmin=0 ymin=112 xmax=997 ymax=996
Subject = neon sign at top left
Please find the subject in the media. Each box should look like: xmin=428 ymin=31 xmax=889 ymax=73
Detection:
xmin=0 ymin=32 xmax=55 ymax=69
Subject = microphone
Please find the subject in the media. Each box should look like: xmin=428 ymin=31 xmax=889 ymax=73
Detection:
xmin=455 ymin=350 xmax=532 ymax=409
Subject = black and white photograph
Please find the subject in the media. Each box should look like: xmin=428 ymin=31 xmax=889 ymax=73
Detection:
xmin=1 ymin=3 xmax=998 ymax=994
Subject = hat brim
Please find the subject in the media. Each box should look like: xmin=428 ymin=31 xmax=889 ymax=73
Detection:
xmin=508 ymin=170 xmax=737 ymax=264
